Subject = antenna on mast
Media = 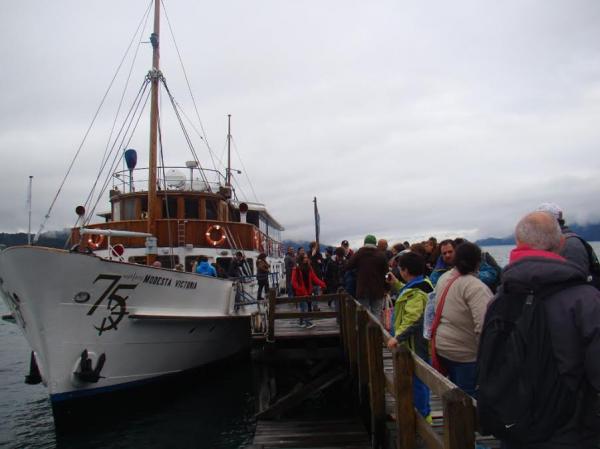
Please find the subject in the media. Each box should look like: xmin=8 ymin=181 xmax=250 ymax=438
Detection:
xmin=27 ymin=176 xmax=33 ymax=245
xmin=226 ymin=114 xmax=232 ymax=186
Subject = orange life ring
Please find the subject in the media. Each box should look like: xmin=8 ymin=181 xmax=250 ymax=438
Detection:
xmin=87 ymin=234 xmax=105 ymax=249
xmin=205 ymin=225 xmax=227 ymax=247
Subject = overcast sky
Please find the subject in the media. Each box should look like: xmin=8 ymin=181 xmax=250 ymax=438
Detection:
xmin=1 ymin=0 xmax=599 ymax=247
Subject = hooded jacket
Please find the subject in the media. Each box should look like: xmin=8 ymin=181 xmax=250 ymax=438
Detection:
xmin=291 ymin=265 xmax=326 ymax=297
xmin=498 ymin=246 xmax=600 ymax=448
xmin=391 ymin=277 xmax=433 ymax=359
xmin=345 ymin=245 xmax=388 ymax=300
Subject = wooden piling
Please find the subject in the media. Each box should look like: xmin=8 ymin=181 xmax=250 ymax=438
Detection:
xmin=442 ymin=387 xmax=476 ymax=449
xmin=356 ymin=307 xmax=370 ymax=408
xmin=267 ymin=288 xmax=276 ymax=342
xmin=366 ymin=322 xmax=385 ymax=448
xmin=392 ymin=346 xmax=416 ymax=449
xmin=346 ymin=299 xmax=358 ymax=378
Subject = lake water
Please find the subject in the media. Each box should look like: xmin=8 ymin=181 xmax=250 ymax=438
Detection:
xmin=1 ymin=243 xmax=599 ymax=448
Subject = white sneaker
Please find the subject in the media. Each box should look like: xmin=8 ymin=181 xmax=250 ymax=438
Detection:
xmin=305 ymin=322 xmax=316 ymax=329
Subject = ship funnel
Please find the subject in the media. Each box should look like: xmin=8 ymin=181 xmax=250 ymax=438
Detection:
xmin=124 ymin=149 xmax=137 ymax=192
xmin=124 ymin=149 xmax=137 ymax=170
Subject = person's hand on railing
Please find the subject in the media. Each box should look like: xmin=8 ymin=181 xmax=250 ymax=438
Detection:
xmin=386 ymin=337 xmax=398 ymax=350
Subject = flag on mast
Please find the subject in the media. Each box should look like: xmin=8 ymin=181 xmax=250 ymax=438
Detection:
xmin=313 ymin=196 xmax=320 ymax=246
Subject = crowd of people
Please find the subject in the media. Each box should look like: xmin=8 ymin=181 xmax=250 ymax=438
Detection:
xmin=284 ymin=203 xmax=600 ymax=448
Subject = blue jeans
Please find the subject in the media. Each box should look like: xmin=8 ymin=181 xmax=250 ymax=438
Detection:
xmin=439 ymin=356 xmax=477 ymax=398
xmin=299 ymin=300 xmax=312 ymax=325
xmin=413 ymin=375 xmax=430 ymax=418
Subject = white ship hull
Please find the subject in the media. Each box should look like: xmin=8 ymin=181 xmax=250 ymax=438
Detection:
xmin=0 ymin=246 xmax=253 ymax=404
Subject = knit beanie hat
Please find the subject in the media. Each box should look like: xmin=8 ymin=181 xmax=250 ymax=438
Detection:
xmin=364 ymin=234 xmax=377 ymax=246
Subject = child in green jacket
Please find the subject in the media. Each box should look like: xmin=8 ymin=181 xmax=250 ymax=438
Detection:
xmin=386 ymin=251 xmax=433 ymax=422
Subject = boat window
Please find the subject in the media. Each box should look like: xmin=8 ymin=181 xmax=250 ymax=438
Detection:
xmin=122 ymin=198 xmax=136 ymax=220
xmin=140 ymin=197 xmax=148 ymax=219
xmin=216 ymin=257 xmax=231 ymax=277
xmin=246 ymin=210 xmax=259 ymax=227
xmin=127 ymin=255 xmax=179 ymax=269
xmin=245 ymin=258 xmax=254 ymax=275
xmin=259 ymin=216 xmax=268 ymax=234
xmin=185 ymin=255 xmax=215 ymax=273
xmin=162 ymin=196 xmax=178 ymax=218
xmin=128 ymin=256 xmax=146 ymax=265
xmin=230 ymin=207 xmax=240 ymax=222
xmin=156 ymin=255 xmax=179 ymax=269
xmin=206 ymin=199 xmax=217 ymax=220
xmin=113 ymin=201 xmax=121 ymax=222
xmin=184 ymin=198 xmax=199 ymax=219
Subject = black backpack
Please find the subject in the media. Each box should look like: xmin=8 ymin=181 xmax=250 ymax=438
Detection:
xmin=565 ymin=233 xmax=600 ymax=290
xmin=476 ymin=282 xmax=581 ymax=443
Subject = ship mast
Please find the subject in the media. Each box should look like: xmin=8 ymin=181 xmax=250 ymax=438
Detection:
xmin=147 ymin=0 xmax=161 ymax=264
xmin=226 ymin=114 xmax=232 ymax=186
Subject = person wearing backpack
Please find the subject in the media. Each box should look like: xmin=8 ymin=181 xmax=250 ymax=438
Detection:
xmin=477 ymin=211 xmax=600 ymax=448
xmin=536 ymin=202 xmax=600 ymax=288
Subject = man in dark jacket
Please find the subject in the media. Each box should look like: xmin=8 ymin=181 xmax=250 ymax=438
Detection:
xmin=495 ymin=211 xmax=600 ymax=448
xmin=345 ymin=234 xmax=388 ymax=317
xmin=284 ymin=246 xmax=296 ymax=297
xmin=228 ymin=251 xmax=246 ymax=278
xmin=536 ymin=202 xmax=592 ymax=277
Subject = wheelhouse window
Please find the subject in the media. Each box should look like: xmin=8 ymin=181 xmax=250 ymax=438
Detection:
xmin=162 ymin=196 xmax=178 ymax=218
xmin=206 ymin=199 xmax=217 ymax=220
xmin=184 ymin=198 xmax=199 ymax=219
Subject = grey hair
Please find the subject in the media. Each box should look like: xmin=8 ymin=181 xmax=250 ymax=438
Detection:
xmin=515 ymin=211 xmax=562 ymax=252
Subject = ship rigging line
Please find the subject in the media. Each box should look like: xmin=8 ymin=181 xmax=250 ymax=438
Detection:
xmin=99 ymin=1 xmax=153 ymax=176
xmin=34 ymin=0 xmax=155 ymax=243
xmin=81 ymin=81 xmax=152 ymax=227
xmin=81 ymin=78 xmax=150 ymax=225
xmin=161 ymin=79 xmax=212 ymax=190
xmin=231 ymin=136 xmax=260 ymax=203
xmin=160 ymin=0 xmax=219 ymax=173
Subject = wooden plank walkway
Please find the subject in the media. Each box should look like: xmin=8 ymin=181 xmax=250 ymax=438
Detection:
xmin=253 ymin=293 xmax=342 ymax=341
xmin=272 ymin=304 xmax=339 ymax=340
xmin=251 ymin=418 xmax=371 ymax=448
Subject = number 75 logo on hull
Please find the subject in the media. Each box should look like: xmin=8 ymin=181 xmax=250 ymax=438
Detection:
xmin=74 ymin=274 xmax=137 ymax=335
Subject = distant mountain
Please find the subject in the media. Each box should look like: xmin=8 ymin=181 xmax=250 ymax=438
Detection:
xmin=282 ymin=239 xmax=336 ymax=252
xmin=477 ymin=222 xmax=600 ymax=247
xmin=0 ymin=231 xmax=70 ymax=249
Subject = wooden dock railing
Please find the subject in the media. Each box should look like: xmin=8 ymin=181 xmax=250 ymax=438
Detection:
xmin=339 ymin=293 xmax=476 ymax=449
xmin=266 ymin=289 xmax=344 ymax=342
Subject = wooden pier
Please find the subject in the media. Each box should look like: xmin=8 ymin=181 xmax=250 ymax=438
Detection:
xmin=250 ymin=289 xmax=499 ymax=449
